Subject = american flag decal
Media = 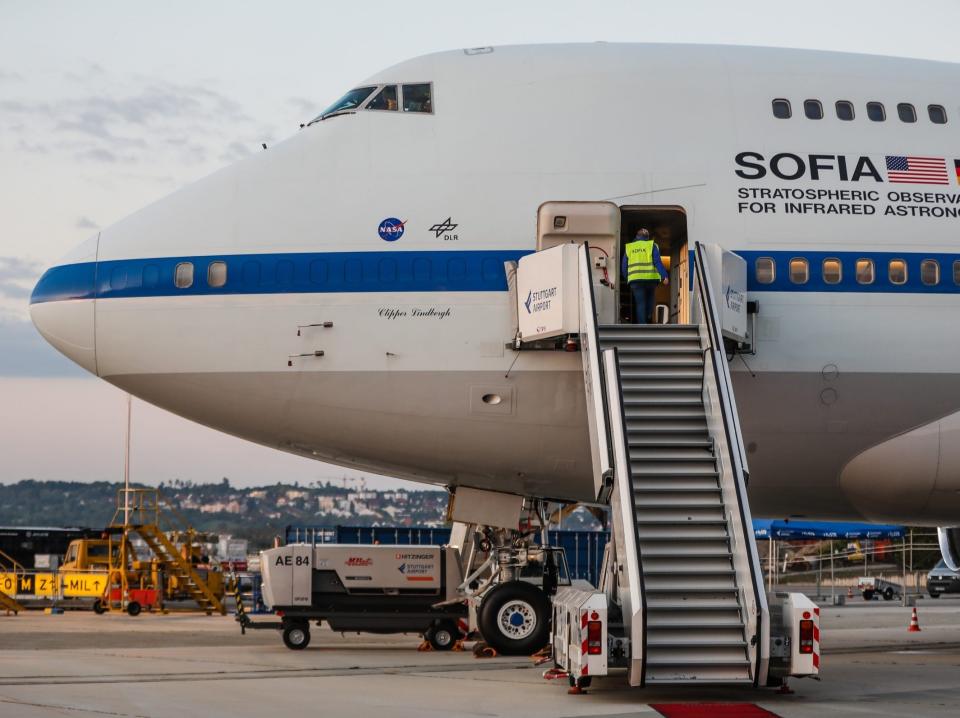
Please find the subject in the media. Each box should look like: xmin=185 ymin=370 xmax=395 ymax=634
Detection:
xmin=885 ymin=155 xmax=949 ymax=184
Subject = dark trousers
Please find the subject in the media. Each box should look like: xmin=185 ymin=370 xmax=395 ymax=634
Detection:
xmin=629 ymin=280 xmax=660 ymax=324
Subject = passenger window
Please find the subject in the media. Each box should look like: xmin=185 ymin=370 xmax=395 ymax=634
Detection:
xmin=755 ymin=257 xmax=776 ymax=284
xmin=867 ymin=102 xmax=886 ymax=122
xmin=856 ymin=259 xmax=875 ymax=284
xmin=888 ymin=259 xmax=907 ymax=285
xmin=921 ymin=259 xmax=939 ymax=286
xmin=771 ymin=99 xmax=791 ymax=119
xmin=402 ymin=83 xmax=433 ymax=113
xmin=110 ymin=266 xmax=128 ymax=291
xmin=822 ymin=258 xmax=842 ymax=284
xmin=143 ymin=264 xmax=160 ymax=288
xmin=367 ymin=85 xmax=398 ymax=111
xmin=241 ymin=261 xmax=261 ymax=287
xmin=804 ymin=99 xmax=823 ymax=120
xmin=835 ymin=100 xmax=855 ymax=121
xmin=309 ymin=259 xmax=328 ymax=284
xmin=276 ymin=260 xmax=294 ymax=285
xmin=953 ymin=260 xmax=960 ymax=285
xmin=207 ymin=261 xmax=227 ymax=288
xmin=789 ymin=258 xmax=808 ymax=284
xmin=897 ymin=103 xmax=917 ymax=123
xmin=929 ymin=104 xmax=948 ymax=124
xmin=174 ymin=262 xmax=194 ymax=289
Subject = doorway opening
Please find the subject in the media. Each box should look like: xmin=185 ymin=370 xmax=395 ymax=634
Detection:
xmin=618 ymin=206 xmax=689 ymax=325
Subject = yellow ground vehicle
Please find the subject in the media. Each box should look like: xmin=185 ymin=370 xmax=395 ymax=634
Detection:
xmin=60 ymin=489 xmax=226 ymax=615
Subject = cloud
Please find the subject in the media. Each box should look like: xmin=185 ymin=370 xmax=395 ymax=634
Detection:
xmin=76 ymin=217 xmax=99 ymax=230
xmin=16 ymin=139 xmax=47 ymax=153
xmin=287 ymin=96 xmax=317 ymax=116
xmin=2 ymin=77 xmax=257 ymax=169
xmin=0 ymin=70 xmax=23 ymax=82
xmin=0 ymin=318 xmax=86 ymax=377
xmin=0 ymin=257 xmax=42 ymax=300
xmin=219 ymin=140 xmax=253 ymax=164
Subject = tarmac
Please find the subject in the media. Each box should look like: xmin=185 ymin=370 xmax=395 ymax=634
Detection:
xmin=0 ymin=594 xmax=958 ymax=718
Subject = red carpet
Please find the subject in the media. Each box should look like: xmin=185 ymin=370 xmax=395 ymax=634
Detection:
xmin=651 ymin=703 xmax=780 ymax=718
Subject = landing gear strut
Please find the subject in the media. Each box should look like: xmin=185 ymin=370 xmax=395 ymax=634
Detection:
xmin=453 ymin=499 xmax=566 ymax=656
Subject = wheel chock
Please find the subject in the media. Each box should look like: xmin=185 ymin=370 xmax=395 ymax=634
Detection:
xmin=542 ymin=667 xmax=568 ymax=681
xmin=473 ymin=641 xmax=498 ymax=658
xmin=451 ymin=639 xmax=465 ymax=652
xmin=567 ymin=684 xmax=586 ymax=695
xmin=417 ymin=640 xmax=433 ymax=652
xmin=530 ymin=645 xmax=552 ymax=663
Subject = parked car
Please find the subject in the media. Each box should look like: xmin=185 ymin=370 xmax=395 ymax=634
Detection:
xmin=926 ymin=560 xmax=960 ymax=598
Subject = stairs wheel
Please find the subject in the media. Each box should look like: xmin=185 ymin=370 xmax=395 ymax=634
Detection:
xmin=92 ymin=599 xmax=106 ymax=615
xmin=282 ymin=622 xmax=311 ymax=650
xmin=477 ymin=580 xmax=551 ymax=656
xmin=126 ymin=601 xmax=142 ymax=617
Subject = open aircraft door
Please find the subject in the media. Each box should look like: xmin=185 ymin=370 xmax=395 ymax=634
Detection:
xmin=698 ymin=243 xmax=749 ymax=344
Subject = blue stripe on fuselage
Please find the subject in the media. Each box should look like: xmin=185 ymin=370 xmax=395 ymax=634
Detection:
xmin=28 ymin=248 xmax=960 ymax=304
xmin=30 ymin=250 xmax=533 ymax=304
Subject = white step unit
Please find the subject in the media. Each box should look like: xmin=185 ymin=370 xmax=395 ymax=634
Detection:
xmin=551 ymin=587 xmax=609 ymax=684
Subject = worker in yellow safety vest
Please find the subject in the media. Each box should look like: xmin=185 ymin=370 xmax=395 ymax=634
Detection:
xmin=621 ymin=228 xmax=669 ymax=324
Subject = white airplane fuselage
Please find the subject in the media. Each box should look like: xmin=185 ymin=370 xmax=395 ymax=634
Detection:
xmin=30 ymin=44 xmax=960 ymax=525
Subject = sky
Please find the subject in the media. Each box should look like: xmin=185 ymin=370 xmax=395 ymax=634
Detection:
xmin=2 ymin=0 xmax=960 ymax=488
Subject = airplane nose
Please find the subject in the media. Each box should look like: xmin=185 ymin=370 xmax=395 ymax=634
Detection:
xmin=29 ymin=236 xmax=99 ymax=376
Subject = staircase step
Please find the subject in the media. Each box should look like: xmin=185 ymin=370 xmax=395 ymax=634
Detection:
xmin=598 ymin=325 xmax=699 ymax=339
xmin=633 ymin=497 xmax=724 ymax=509
xmin=640 ymin=546 xmax=732 ymax=558
xmin=646 ymin=616 xmax=745 ymax=628
xmin=638 ymin=529 xmax=729 ymax=541
xmin=619 ymin=392 xmax=703 ymax=405
xmin=628 ymin=435 xmax=714 ymax=448
xmin=633 ymin=478 xmax=720 ymax=492
xmin=644 ymin=583 xmax=739 ymax=594
xmin=646 ymin=600 xmax=741 ymax=612
xmin=619 ymin=378 xmax=703 ymax=391
xmin=617 ymin=354 xmax=705 ymax=367
xmin=636 ymin=508 xmax=726 ymax=523
xmin=629 ymin=449 xmax=716 ymax=464
xmin=643 ymin=566 xmax=735 ymax=576
xmin=624 ymin=405 xmax=706 ymax=419
xmin=626 ymin=421 xmax=709 ymax=434
xmin=630 ymin=462 xmax=718 ymax=476
xmin=619 ymin=367 xmax=703 ymax=381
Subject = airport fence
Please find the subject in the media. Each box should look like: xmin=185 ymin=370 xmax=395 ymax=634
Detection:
xmin=285 ymin=525 xmax=609 ymax=588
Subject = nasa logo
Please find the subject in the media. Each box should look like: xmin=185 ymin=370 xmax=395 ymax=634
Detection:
xmin=378 ymin=217 xmax=406 ymax=241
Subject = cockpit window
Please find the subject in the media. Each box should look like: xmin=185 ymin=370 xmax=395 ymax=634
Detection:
xmin=402 ymin=83 xmax=433 ymax=113
xmin=367 ymin=85 xmax=398 ymax=111
xmin=312 ymin=86 xmax=376 ymax=122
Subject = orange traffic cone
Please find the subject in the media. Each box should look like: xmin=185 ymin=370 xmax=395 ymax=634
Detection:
xmin=908 ymin=607 xmax=921 ymax=632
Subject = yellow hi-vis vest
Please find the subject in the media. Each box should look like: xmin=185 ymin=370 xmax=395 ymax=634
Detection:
xmin=625 ymin=239 xmax=661 ymax=283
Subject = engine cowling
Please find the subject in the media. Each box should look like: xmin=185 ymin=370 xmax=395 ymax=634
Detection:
xmin=938 ymin=527 xmax=960 ymax=571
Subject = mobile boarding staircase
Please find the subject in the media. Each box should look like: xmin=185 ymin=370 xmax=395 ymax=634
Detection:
xmin=551 ymin=242 xmax=818 ymax=689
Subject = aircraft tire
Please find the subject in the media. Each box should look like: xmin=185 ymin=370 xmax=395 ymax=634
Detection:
xmin=477 ymin=580 xmax=550 ymax=656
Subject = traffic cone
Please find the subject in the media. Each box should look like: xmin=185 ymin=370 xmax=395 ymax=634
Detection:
xmin=908 ymin=607 xmax=921 ymax=632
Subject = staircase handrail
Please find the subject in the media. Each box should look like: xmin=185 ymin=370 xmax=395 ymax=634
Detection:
xmin=578 ymin=243 xmax=615 ymax=500
xmin=692 ymin=241 xmax=768 ymax=685
xmin=0 ymin=548 xmax=26 ymax=574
